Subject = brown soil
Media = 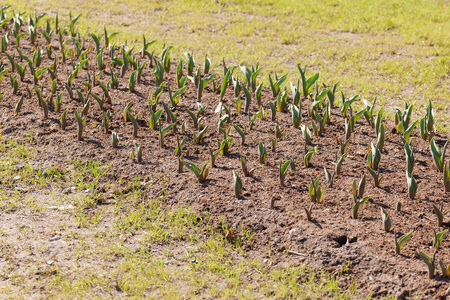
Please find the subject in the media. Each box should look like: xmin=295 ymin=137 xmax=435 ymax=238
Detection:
xmin=1 ymin=23 xmax=450 ymax=299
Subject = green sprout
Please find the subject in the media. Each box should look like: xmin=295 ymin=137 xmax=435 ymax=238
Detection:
xmin=258 ymin=142 xmax=267 ymax=164
xmin=182 ymin=160 xmax=209 ymax=183
xmin=233 ymin=171 xmax=243 ymax=198
xmin=430 ymin=139 xmax=448 ymax=173
xmin=351 ymin=196 xmax=370 ymax=219
xmin=298 ymin=65 xmax=319 ymax=98
xmin=309 ymin=177 xmax=324 ymax=204
xmin=279 ymin=159 xmax=291 ymax=186
xmin=269 ymin=73 xmax=287 ymax=97
xmin=304 ymin=145 xmax=318 ymax=168
xmin=75 ymin=111 xmax=86 ymax=141
xmin=418 ymin=251 xmax=436 ymax=279
xmin=352 ymin=175 xmax=366 ymax=200
xmin=324 ymin=168 xmax=335 ymax=188
xmin=394 ymin=230 xmax=412 ymax=254
xmin=380 ymin=208 xmax=391 ymax=232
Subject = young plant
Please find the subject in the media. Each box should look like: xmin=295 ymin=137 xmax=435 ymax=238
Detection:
xmin=153 ymin=59 xmax=165 ymax=87
xmin=175 ymin=136 xmax=187 ymax=157
xmin=111 ymin=131 xmax=119 ymax=148
xmin=240 ymin=156 xmax=255 ymax=177
xmin=269 ymin=73 xmax=287 ymax=97
xmin=203 ymin=55 xmax=211 ymax=74
xmin=335 ymin=137 xmax=350 ymax=155
xmin=187 ymin=108 xmax=204 ymax=129
xmin=430 ymin=139 xmax=449 ymax=173
xmin=433 ymin=229 xmax=448 ymax=251
xmin=444 ymin=163 xmax=450 ymax=193
xmin=304 ymin=203 xmax=313 ymax=221
xmin=242 ymin=84 xmax=252 ymax=113
xmin=41 ymin=97 xmax=49 ymax=119
xmin=275 ymin=124 xmax=284 ymax=140
xmin=377 ymin=123 xmax=385 ymax=152
xmin=367 ymin=166 xmax=383 ymax=187
xmin=406 ymin=172 xmax=418 ymax=200
xmin=394 ymin=230 xmax=413 ymax=254
xmin=132 ymin=143 xmax=143 ymax=163
xmin=433 ymin=203 xmax=444 ymax=227
xmin=269 ymin=101 xmax=276 ymax=121
xmin=168 ymin=85 xmax=187 ymax=109
xmin=258 ymin=142 xmax=267 ymax=164
xmin=102 ymin=110 xmax=111 ymax=133
xmin=233 ymin=124 xmax=246 ymax=145
xmin=248 ymin=110 xmax=261 ymax=130
xmin=340 ymin=93 xmax=358 ymax=119
xmin=232 ymin=76 xmax=241 ymax=98
xmin=291 ymin=103 xmax=301 ymax=128
xmin=418 ymin=251 xmax=436 ymax=279
xmin=128 ymin=110 xmax=140 ymax=138
xmin=162 ymin=102 xmax=177 ymax=133
xmin=351 ymin=196 xmax=370 ymax=219
xmin=325 ymin=82 xmax=338 ymax=108
xmin=81 ymin=100 xmax=90 ymax=118
xmin=129 ymin=70 xmax=137 ymax=92
xmin=276 ymin=89 xmax=288 ymax=113
xmin=60 ymin=110 xmax=68 ymax=130
xmin=149 ymin=109 xmax=163 ymax=130
xmin=136 ymin=60 xmax=147 ymax=83
xmin=185 ymin=52 xmax=195 ymax=76
xmin=289 ymin=157 xmax=296 ymax=175
xmin=69 ymin=12 xmax=82 ymax=37
xmin=194 ymin=126 xmax=208 ymax=145
xmin=209 ymin=147 xmax=219 ymax=168
xmin=309 ymin=177 xmax=324 ymax=204
xmin=197 ymin=74 xmax=216 ymax=101
xmin=240 ymin=63 xmax=261 ymax=92
xmin=233 ymin=171 xmax=243 ymax=198
xmin=402 ymin=138 xmax=415 ymax=175
xmin=420 ymin=100 xmax=434 ymax=141
xmin=312 ymin=112 xmax=325 ymax=136
xmin=352 ymin=175 xmax=366 ymax=200
xmin=367 ymin=143 xmax=381 ymax=170
xmin=304 ymin=145 xmax=318 ymax=168
xmin=394 ymin=102 xmax=413 ymax=134
xmin=182 ymin=160 xmax=209 ymax=183
xmin=279 ymin=159 xmax=291 ymax=186
xmin=298 ymin=65 xmax=319 ymax=98
xmin=324 ymin=168 xmax=335 ymax=188
xmin=218 ymin=136 xmax=233 ymax=155
xmin=440 ymin=260 xmax=450 ymax=278
xmin=14 ymin=95 xmax=24 ymax=117
xmin=140 ymin=35 xmax=156 ymax=60
xmin=335 ymin=153 xmax=347 ymax=175
xmin=301 ymin=125 xmax=312 ymax=145
xmin=381 ymin=208 xmax=391 ymax=232
xmin=256 ymin=82 xmax=263 ymax=106
xmin=159 ymin=122 xmax=176 ymax=148
xmin=290 ymin=80 xmax=301 ymax=106
xmin=15 ymin=61 xmax=28 ymax=82
xmin=74 ymin=111 xmax=86 ymax=141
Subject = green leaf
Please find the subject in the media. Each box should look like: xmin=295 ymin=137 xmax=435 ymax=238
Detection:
xmin=161 ymin=123 xmax=176 ymax=136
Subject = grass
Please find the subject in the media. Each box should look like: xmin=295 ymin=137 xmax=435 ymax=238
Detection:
xmin=8 ymin=0 xmax=450 ymax=130
xmin=0 ymin=137 xmax=363 ymax=299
